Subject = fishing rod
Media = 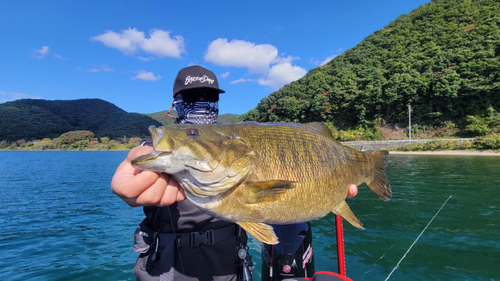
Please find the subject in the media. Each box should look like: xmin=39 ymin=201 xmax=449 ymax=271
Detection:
xmin=335 ymin=215 xmax=347 ymax=276
xmin=384 ymin=195 xmax=452 ymax=281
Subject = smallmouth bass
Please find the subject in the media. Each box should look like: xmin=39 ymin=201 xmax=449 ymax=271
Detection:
xmin=132 ymin=122 xmax=391 ymax=244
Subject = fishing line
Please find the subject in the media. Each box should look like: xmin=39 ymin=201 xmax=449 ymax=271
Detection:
xmin=361 ymin=230 xmax=407 ymax=280
xmin=168 ymin=205 xmax=186 ymax=276
xmin=276 ymin=226 xmax=284 ymax=255
xmin=384 ymin=195 xmax=452 ymax=281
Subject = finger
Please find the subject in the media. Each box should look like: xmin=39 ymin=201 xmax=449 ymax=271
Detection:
xmin=111 ymin=146 xmax=160 ymax=198
xmin=127 ymin=146 xmax=154 ymax=161
xmin=158 ymin=175 xmax=184 ymax=206
xmin=121 ymin=197 xmax=141 ymax=208
xmin=111 ymin=167 xmax=160 ymax=198
xmin=176 ymin=186 xmax=186 ymax=202
xmin=111 ymin=147 xmax=153 ymax=181
xmin=347 ymin=184 xmax=358 ymax=198
xmin=129 ymin=147 xmax=155 ymax=175
xmin=135 ymin=174 xmax=169 ymax=206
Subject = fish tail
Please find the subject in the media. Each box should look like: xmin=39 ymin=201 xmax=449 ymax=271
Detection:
xmin=367 ymin=150 xmax=392 ymax=201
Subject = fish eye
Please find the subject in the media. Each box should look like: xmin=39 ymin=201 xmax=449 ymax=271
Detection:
xmin=186 ymin=128 xmax=200 ymax=136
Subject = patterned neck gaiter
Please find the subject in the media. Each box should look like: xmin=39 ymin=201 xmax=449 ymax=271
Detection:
xmin=174 ymin=100 xmax=219 ymax=124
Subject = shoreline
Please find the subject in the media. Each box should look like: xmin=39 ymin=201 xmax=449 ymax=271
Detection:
xmin=390 ymin=150 xmax=500 ymax=156
xmin=1 ymin=149 xmax=499 ymax=156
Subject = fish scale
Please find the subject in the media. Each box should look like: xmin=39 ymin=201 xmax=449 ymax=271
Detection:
xmin=239 ymin=125 xmax=339 ymax=181
xmin=132 ymin=122 xmax=392 ymax=244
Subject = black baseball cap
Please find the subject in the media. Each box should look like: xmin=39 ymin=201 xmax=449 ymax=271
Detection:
xmin=173 ymin=65 xmax=225 ymax=98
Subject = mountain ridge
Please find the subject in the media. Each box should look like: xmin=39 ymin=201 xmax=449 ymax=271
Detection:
xmin=0 ymin=98 xmax=162 ymax=141
xmin=0 ymin=98 xmax=241 ymax=141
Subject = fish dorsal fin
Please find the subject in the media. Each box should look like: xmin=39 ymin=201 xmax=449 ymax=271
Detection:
xmin=237 ymin=222 xmax=279 ymax=245
xmin=244 ymin=180 xmax=296 ymax=204
xmin=301 ymin=122 xmax=334 ymax=138
xmin=332 ymin=201 xmax=365 ymax=230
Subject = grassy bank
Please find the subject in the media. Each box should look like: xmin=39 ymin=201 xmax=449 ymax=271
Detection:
xmin=395 ymin=136 xmax=500 ymax=152
xmin=391 ymin=150 xmax=500 ymax=156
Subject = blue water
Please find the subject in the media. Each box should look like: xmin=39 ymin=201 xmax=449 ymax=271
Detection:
xmin=0 ymin=151 xmax=499 ymax=280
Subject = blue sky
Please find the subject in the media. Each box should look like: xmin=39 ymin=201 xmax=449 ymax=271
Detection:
xmin=0 ymin=0 xmax=430 ymax=115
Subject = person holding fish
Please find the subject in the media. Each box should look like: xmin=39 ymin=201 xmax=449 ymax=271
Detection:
xmin=111 ymin=65 xmax=361 ymax=281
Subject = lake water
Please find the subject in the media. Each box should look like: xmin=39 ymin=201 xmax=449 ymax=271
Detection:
xmin=0 ymin=151 xmax=498 ymax=280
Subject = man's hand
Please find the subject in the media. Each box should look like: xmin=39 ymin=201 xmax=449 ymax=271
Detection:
xmin=347 ymin=184 xmax=358 ymax=198
xmin=111 ymin=146 xmax=186 ymax=207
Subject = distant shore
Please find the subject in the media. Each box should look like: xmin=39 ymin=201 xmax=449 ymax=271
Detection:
xmin=2 ymin=148 xmax=499 ymax=156
xmin=390 ymin=150 xmax=500 ymax=156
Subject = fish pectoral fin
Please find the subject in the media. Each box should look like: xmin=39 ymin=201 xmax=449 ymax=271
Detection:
xmin=237 ymin=222 xmax=279 ymax=245
xmin=246 ymin=180 xmax=295 ymax=192
xmin=244 ymin=180 xmax=296 ymax=204
xmin=332 ymin=201 xmax=365 ymax=230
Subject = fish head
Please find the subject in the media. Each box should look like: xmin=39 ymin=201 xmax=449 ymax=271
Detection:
xmin=132 ymin=125 xmax=254 ymax=198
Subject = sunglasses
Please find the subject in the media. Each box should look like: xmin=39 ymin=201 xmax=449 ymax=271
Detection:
xmin=177 ymin=89 xmax=220 ymax=103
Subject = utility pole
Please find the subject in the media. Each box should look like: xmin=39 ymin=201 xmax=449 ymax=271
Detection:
xmin=408 ymin=104 xmax=412 ymax=140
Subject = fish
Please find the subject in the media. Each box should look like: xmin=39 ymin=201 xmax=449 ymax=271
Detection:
xmin=132 ymin=122 xmax=391 ymax=244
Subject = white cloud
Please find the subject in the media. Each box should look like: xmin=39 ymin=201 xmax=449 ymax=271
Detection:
xmin=141 ymin=29 xmax=184 ymax=58
xmin=133 ymin=70 xmax=161 ymax=81
xmin=258 ymin=62 xmax=307 ymax=89
xmin=230 ymin=78 xmax=255 ymax=85
xmin=34 ymin=46 xmax=49 ymax=59
xmin=220 ymin=72 xmax=230 ymax=78
xmin=88 ymin=65 xmax=114 ymax=73
xmin=137 ymin=56 xmax=153 ymax=62
xmin=205 ymin=38 xmax=307 ymax=90
xmin=53 ymin=54 xmax=67 ymax=60
xmin=274 ymin=55 xmax=299 ymax=64
xmin=320 ymin=54 xmax=338 ymax=66
xmin=204 ymin=38 xmax=278 ymax=73
xmin=0 ymin=90 xmax=42 ymax=103
xmin=92 ymin=28 xmax=185 ymax=58
xmin=91 ymin=28 xmax=141 ymax=54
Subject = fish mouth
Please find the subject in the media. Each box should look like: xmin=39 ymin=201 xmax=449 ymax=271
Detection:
xmin=131 ymin=150 xmax=172 ymax=168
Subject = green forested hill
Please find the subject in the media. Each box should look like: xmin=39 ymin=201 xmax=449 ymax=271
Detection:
xmin=217 ymin=113 xmax=240 ymax=124
xmin=0 ymin=99 xmax=161 ymax=141
xmin=145 ymin=111 xmax=176 ymax=126
xmin=241 ymin=0 xmax=500 ymax=131
xmin=146 ymin=111 xmax=240 ymax=125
